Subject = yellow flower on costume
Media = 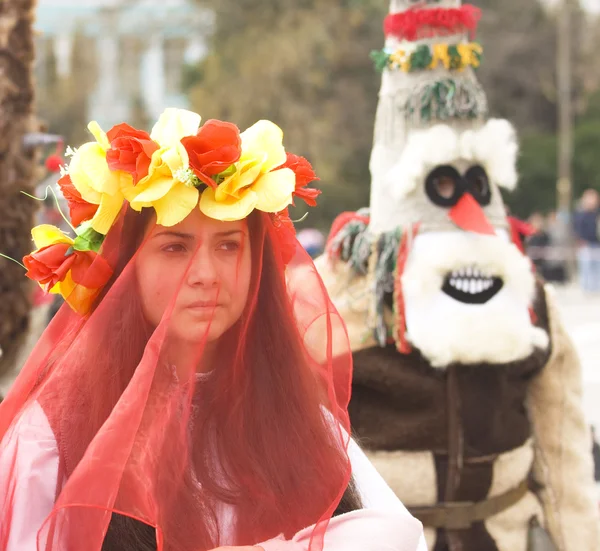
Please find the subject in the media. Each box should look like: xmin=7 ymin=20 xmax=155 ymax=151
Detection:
xmin=457 ymin=43 xmax=483 ymax=69
xmin=390 ymin=50 xmax=411 ymax=72
xmin=68 ymin=122 xmax=133 ymax=235
xmin=199 ymin=120 xmax=296 ymax=222
xmin=429 ymin=44 xmax=452 ymax=70
xmin=125 ymin=108 xmax=202 ymax=227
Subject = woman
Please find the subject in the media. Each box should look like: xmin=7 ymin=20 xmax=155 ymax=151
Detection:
xmin=0 ymin=109 xmax=424 ymax=551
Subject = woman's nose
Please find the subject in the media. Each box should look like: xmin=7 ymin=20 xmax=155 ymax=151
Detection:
xmin=186 ymin=247 xmax=219 ymax=287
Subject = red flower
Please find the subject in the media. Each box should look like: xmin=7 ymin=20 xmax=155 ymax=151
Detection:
xmin=271 ymin=209 xmax=297 ymax=266
xmin=181 ymin=120 xmax=242 ymax=188
xmin=57 ymin=174 xmax=99 ymax=227
xmin=24 ymin=243 xmax=75 ymax=288
xmin=384 ymin=5 xmax=481 ymax=41
xmin=105 ymin=123 xmax=159 ymax=184
xmin=279 ymin=153 xmax=321 ymax=207
xmin=24 ymin=245 xmax=113 ymax=290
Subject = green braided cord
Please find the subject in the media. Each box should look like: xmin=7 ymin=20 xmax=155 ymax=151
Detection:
xmin=373 ymin=228 xmax=401 ymax=347
xmin=329 ymin=208 xmax=371 ymax=273
xmin=328 ymin=211 xmax=404 ymax=347
xmin=405 ymin=78 xmax=488 ymax=123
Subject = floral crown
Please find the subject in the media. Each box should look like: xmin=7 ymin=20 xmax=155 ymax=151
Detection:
xmin=22 ymin=108 xmax=321 ymax=315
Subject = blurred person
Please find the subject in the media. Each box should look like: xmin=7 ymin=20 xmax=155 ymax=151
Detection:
xmin=525 ymin=212 xmax=550 ymax=278
xmin=297 ymin=228 xmax=325 ymax=258
xmin=573 ymin=189 xmax=600 ymax=292
xmin=0 ymin=109 xmax=424 ymax=551
xmin=544 ymin=211 xmax=569 ymax=284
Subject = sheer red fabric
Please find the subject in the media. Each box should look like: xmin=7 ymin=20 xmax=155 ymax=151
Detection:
xmin=0 ymin=205 xmax=354 ymax=551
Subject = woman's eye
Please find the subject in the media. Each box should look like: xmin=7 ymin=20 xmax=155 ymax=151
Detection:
xmin=162 ymin=243 xmax=187 ymax=253
xmin=217 ymin=241 xmax=241 ymax=252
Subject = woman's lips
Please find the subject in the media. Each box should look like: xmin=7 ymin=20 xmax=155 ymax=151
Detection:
xmin=187 ymin=300 xmax=220 ymax=309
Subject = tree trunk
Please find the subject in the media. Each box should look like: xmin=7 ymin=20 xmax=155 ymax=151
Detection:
xmin=0 ymin=0 xmax=40 ymax=393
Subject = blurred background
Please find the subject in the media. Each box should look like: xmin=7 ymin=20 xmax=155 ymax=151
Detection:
xmin=2 ymin=0 xmax=600 ymax=444
xmin=32 ymin=0 xmax=600 ymax=228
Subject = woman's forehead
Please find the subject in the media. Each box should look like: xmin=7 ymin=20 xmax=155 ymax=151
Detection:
xmin=151 ymin=208 xmax=247 ymax=237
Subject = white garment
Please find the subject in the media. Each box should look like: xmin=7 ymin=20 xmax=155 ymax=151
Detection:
xmin=0 ymin=401 xmax=427 ymax=551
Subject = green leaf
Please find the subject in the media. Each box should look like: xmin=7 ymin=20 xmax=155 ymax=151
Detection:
xmin=447 ymin=45 xmax=462 ymax=70
xmin=72 ymin=225 xmax=105 ymax=253
xmin=410 ymin=46 xmax=433 ymax=71
xmin=370 ymin=50 xmax=390 ymax=73
xmin=212 ymin=163 xmax=238 ymax=185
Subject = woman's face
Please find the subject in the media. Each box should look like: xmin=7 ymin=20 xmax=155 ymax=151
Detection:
xmin=136 ymin=208 xmax=252 ymax=346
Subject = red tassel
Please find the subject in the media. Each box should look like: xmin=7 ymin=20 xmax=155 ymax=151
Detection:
xmin=384 ymin=5 xmax=482 ymax=42
xmin=529 ymin=307 xmax=538 ymax=325
xmin=507 ymin=216 xmax=535 ymax=255
xmin=394 ymin=224 xmax=419 ymax=355
xmin=325 ymin=211 xmax=370 ymax=259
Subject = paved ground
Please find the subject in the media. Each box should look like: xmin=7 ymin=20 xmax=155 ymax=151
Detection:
xmin=553 ymin=284 xmax=600 ymax=430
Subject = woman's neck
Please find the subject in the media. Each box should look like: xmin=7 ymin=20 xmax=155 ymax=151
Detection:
xmin=169 ymin=340 xmax=216 ymax=378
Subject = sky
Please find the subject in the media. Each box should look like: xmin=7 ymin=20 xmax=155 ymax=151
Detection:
xmin=542 ymin=0 xmax=600 ymax=14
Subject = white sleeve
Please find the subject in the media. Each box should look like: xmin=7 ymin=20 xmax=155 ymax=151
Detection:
xmin=349 ymin=437 xmax=429 ymax=551
xmin=260 ymin=436 xmax=427 ymax=551
xmin=0 ymin=401 xmax=59 ymax=551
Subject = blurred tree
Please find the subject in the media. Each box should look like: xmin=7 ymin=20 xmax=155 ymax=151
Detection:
xmin=0 ymin=0 xmax=42 ymax=386
xmin=506 ymin=133 xmax=558 ymax=218
xmin=472 ymin=0 xmax=592 ymax=133
xmin=36 ymin=29 xmax=98 ymax=148
xmin=188 ymin=0 xmax=387 ymax=230
xmin=188 ymin=0 xmax=600 ymax=225
xmin=507 ymin=89 xmax=600 ymax=218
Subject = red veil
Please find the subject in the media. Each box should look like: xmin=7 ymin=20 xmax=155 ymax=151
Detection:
xmin=0 ymin=111 xmax=354 ymax=551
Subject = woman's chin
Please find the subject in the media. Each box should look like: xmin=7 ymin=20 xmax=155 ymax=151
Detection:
xmin=172 ymin=317 xmax=225 ymax=346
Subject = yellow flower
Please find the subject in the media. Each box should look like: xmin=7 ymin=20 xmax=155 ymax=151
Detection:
xmin=68 ymin=122 xmax=133 ymax=234
xmin=429 ymin=44 xmax=451 ymax=70
xmin=125 ymin=108 xmax=202 ymax=227
xmin=31 ymin=224 xmax=73 ymax=250
xmin=390 ymin=49 xmax=412 ymax=72
xmin=457 ymin=43 xmax=483 ymax=69
xmin=199 ymin=120 xmax=295 ymax=222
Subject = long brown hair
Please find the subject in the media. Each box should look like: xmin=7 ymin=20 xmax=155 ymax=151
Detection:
xmin=40 ymin=207 xmax=360 ymax=551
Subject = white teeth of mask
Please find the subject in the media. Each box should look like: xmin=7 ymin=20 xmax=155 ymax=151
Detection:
xmin=447 ymin=268 xmax=498 ymax=294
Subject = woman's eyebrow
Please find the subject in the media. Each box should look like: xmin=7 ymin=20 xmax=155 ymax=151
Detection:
xmin=152 ymin=231 xmax=195 ymax=240
xmin=214 ymin=230 xmax=244 ymax=238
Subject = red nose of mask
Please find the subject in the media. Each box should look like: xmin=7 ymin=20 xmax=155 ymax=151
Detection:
xmin=449 ymin=194 xmax=496 ymax=235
